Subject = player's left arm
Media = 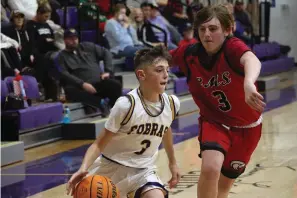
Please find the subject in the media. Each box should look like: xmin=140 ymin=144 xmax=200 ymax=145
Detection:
xmin=226 ymin=38 xmax=266 ymax=112
xmin=226 ymin=37 xmax=261 ymax=83
xmin=162 ymin=95 xmax=181 ymax=188
xmin=240 ymin=51 xmax=266 ymax=112
xmin=162 ymin=127 xmax=177 ymax=165
xmin=240 ymin=51 xmax=261 ymax=84
xmin=162 ymin=127 xmax=181 ymax=188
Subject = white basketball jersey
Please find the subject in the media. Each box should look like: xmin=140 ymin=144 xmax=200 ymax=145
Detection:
xmin=102 ymin=88 xmax=180 ymax=168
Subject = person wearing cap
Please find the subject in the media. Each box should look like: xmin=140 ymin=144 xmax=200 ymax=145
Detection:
xmin=56 ymin=28 xmax=122 ymax=112
xmin=2 ymin=10 xmax=36 ymax=72
xmin=140 ymin=0 xmax=177 ymax=50
xmin=234 ymin=0 xmax=253 ymax=34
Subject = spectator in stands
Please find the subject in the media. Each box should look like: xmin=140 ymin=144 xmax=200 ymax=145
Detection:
xmin=57 ymin=28 xmax=122 ymax=114
xmin=38 ymin=0 xmax=62 ymax=25
xmin=0 ymin=33 xmax=23 ymax=78
xmin=188 ymin=1 xmax=203 ymax=24
xmin=223 ymin=2 xmax=236 ymax=32
xmin=163 ymin=0 xmax=191 ymax=34
xmin=234 ymin=0 xmax=253 ymax=34
xmin=26 ymin=4 xmax=58 ymax=55
xmin=178 ymin=25 xmax=197 ymax=47
xmin=26 ymin=3 xmax=59 ymax=101
xmin=131 ymin=6 xmax=181 ymax=47
xmin=0 ymin=33 xmax=19 ymax=49
xmin=2 ymin=11 xmax=36 ymax=73
xmin=141 ymin=1 xmax=177 ymax=50
xmin=1 ymin=4 xmax=10 ymax=27
xmin=130 ymin=8 xmax=144 ymax=35
xmin=105 ymin=4 xmax=144 ymax=58
xmin=7 ymin=0 xmax=38 ymax=20
xmin=149 ymin=0 xmax=181 ymax=46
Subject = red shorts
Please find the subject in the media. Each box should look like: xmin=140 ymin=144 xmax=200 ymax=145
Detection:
xmin=198 ymin=117 xmax=262 ymax=179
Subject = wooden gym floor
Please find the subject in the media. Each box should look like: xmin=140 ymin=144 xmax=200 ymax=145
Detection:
xmin=1 ymin=83 xmax=297 ymax=198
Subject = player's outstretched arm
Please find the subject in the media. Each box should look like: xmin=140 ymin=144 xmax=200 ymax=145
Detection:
xmin=66 ymin=128 xmax=115 ymax=196
xmin=241 ymin=51 xmax=261 ymax=84
xmin=162 ymin=127 xmax=181 ymax=189
xmin=241 ymin=51 xmax=266 ymax=112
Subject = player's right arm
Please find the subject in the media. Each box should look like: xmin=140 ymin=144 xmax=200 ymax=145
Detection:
xmin=66 ymin=129 xmax=114 ymax=195
xmin=169 ymin=43 xmax=192 ymax=73
xmin=66 ymin=96 xmax=131 ymax=196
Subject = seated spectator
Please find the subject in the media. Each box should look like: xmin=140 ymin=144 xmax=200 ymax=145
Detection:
xmin=178 ymin=25 xmax=197 ymax=47
xmin=1 ymin=4 xmax=10 ymax=28
xmin=26 ymin=4 xmax=59 ymax=101
xmin=0 ymin=33 xmax=23 ymax=78
xmin=38 ymin=0 xmax=62 ymax=25
xmin=7 ymin=0 xmax=38 ymax=20
xmin=223 ymin=2 xmax=236 ymax=32
xmin=163 ymin=0 xmax=191 ymax=34
xmin=26 ymin=4 xmax=58 ymax=55
xmin=234 ymin=0 xmax=253 ymax=35
xmin=57 ymin=29 xmax=122 ymax=114
xmin=131 ymin=7 xmax=181 ymax=46
xmin=2 ymin=10 xmax=36 ymax=73
xmin=141 ymin=1 xmax=177 ymax=50
xmin=130 ymin=7 xmax=144 ymax=33
xmin=0 ymin=33 xmax=19 ymax=49
xmin=105 ymin=4 xmax=144 ymax=58
xmin=188 ymin=1 xmax=203 ymax=24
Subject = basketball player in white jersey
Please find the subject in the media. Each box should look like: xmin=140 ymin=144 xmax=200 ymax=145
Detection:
xmin=66 ymin=45 xmax=181 ymax=198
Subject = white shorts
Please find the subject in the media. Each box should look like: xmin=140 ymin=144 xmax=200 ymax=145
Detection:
xmin=88 ymin=156 xmax=168 ymax=198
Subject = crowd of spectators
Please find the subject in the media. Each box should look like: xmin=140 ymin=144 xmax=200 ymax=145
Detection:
xmin=2 ymin=0 xmax=281 ymax=114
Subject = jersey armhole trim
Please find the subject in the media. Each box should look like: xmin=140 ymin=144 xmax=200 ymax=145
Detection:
xmin=224 ymin=48 xmax=247 ymax=77
xmin=168 ymin=95 xmax=176 ymax=121
xmin=120 ymin=94 xmax=135 ymax=126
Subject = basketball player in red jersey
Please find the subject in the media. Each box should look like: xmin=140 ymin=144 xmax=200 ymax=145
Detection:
xmin=170 ymin=5 xmax=266 ymax=198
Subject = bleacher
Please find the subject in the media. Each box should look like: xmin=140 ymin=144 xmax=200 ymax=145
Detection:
xmin=1 ymin=1 xmax=296 ymax=167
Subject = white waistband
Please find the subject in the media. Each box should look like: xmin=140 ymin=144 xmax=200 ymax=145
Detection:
xmin=222 ymin=115 xmax=263 ymax=129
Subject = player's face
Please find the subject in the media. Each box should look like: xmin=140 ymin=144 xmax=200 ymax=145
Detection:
xmin=198 ymin=17 xmax=231 ymax=55
xmin=142 ymin=59 xmax=169 ymax=94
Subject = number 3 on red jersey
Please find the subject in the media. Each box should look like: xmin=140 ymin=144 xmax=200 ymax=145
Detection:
xmin=211 ymin=90 xmax=232 ymax=112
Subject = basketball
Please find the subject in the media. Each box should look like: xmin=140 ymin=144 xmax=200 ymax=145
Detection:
xmin=74 ymin=175 xmax=120 ymax=198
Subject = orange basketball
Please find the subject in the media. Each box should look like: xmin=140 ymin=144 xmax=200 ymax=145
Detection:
xmin=74 ymin=175 xmax=120 ymax=198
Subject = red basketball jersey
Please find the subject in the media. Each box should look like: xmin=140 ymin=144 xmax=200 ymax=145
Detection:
xmin=171 ymin=37 xmax=261 ymax=127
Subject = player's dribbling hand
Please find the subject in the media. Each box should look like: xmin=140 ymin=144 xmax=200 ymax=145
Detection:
xmin=168 ymin=164 xmax=181 ymax=189
xmin=244 ymin=81 xmax=266 ymax=112
xmin=66 ymin=169 xmax=88 ymax=196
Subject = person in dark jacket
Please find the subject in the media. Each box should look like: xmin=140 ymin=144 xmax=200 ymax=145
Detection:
xmin=25 ymin=3 xmax=59 ymax=101
xmin=57 ymin=28 xmax=122 ymax=113
xmin=2 ymin=10 xmax=36 ymax=73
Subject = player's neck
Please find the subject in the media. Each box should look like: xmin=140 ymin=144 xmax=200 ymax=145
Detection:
xmin=139 ymin=86 xmax=160 ymax=103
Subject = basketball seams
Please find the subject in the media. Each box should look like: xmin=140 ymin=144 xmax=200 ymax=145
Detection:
xmin=75 ymin=175 xmax=118 ymax=198
xmin=103 ymin=176 xmax=110 ymax=198
xmin=90 ymin=176 xmax=95 ymax=198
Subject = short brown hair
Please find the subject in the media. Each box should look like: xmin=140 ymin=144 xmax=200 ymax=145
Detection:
xmin=37 ymin=3 xmax=52 ymax=14
xmin=194 ymin=4 xmax=233 ymax=31
xmin=113 ymin=4 xmax=126 ymax=14
xmin=134 ymin=45 xmax=172 ymax=70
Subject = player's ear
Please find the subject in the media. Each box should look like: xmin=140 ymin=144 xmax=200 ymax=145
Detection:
xmin=136 ymin=69 xmax=146 ymax=80
xmin=223 ymin=26 xmax=232 ymax=36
